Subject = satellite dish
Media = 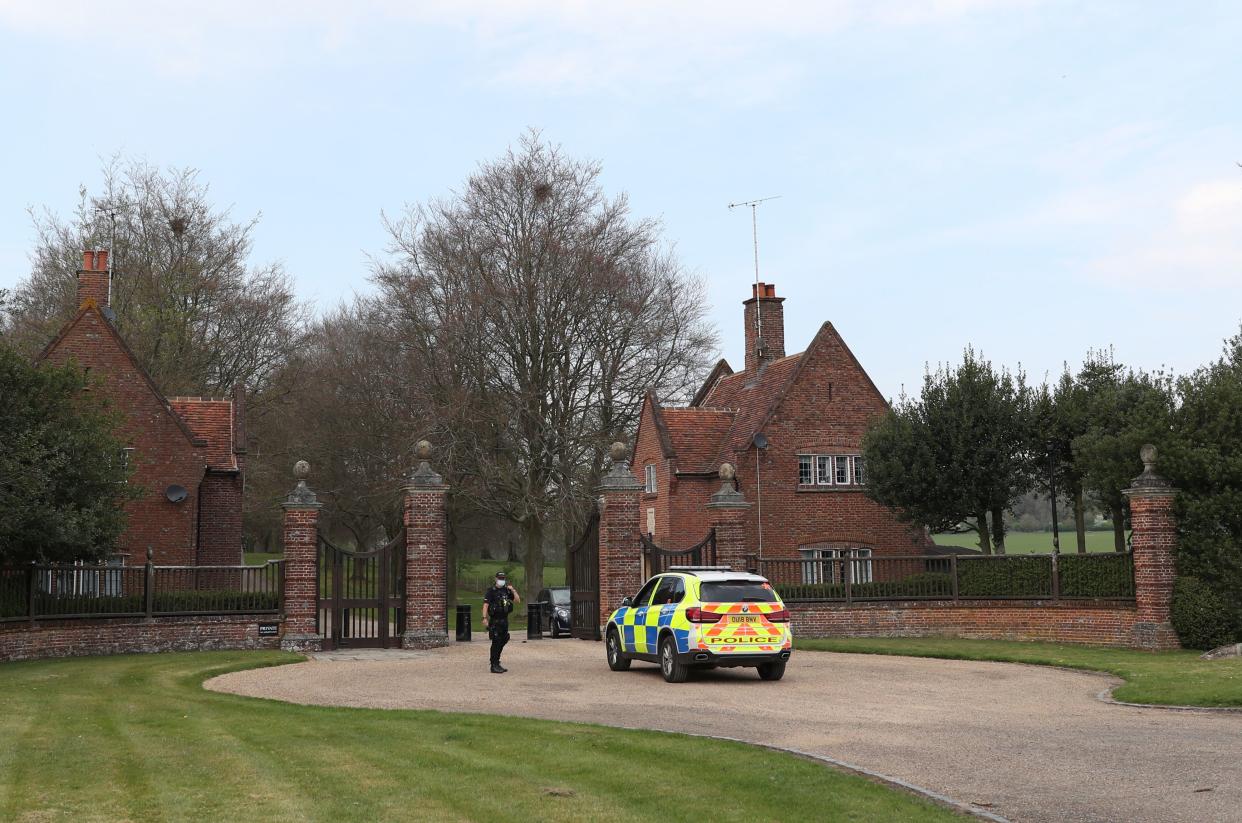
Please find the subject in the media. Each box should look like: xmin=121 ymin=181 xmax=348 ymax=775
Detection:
xmin=753 ymin=433 xmax=769 ymax=450
xmin=165 ymin=484 xmax=188 ymax=503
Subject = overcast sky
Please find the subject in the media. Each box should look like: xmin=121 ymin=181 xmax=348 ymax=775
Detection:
xmin=1 ymin=1 xmax=1239 ymax=399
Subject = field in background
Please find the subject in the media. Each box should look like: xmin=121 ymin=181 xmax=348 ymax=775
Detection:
xmin=933 ymin=530 xmax=1124 ymax=554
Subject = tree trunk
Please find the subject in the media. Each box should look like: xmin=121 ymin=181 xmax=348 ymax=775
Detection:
xmin=990 ymin=505 xmax=1006 ymax=555
xmin=975 ymin=513 xmax=992 ymax=555
xmin=1073 ymin=488 xmax=1087 ymax=554
xmin=523 ymin=517 xmax=545 ymax=597
xmin=1111 ymin=503 xmax=1126 ymax=553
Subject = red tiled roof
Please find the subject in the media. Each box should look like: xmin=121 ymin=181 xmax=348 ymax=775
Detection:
xmin=699 ymin=352 xmax=804 ymax=454
xmin=168 ymin=398 xmax=238 ymax=471
xmin=661 ymin=408 xmax=737 ymax=473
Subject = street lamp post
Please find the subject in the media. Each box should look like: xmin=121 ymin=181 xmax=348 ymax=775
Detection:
xmin=1047 ymin=441 xmax=1060 ymax=553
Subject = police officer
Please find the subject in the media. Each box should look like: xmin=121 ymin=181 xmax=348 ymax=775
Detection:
xmin=482 ymin=571 xmax=520 ymax=673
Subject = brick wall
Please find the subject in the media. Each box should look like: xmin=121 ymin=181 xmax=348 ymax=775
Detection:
xmin=0 ymin=615 xmax=280 ymax=663
xmin=403 ymin=487 xmax=449 ymax=648
xmin=197 ymin=472 xmax=244 ymax=564
xmin=735 ymin=326 xmax=929 ymax=560
xmin=599 ymin=483 xmax=644 ymax=629
xmin=42 ymin=308 xmax=208 ymax=565
xmin=791 ymin=601 xmax=1142 ymax=647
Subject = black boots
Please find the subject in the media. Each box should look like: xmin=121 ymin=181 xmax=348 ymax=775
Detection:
xmin=490 ymin=664 xmax=507 ymax=673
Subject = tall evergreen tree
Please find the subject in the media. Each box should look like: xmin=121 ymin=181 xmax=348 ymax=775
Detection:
xmin=863 ymin=348 xmax=1036 ymax=553
xmin=0 ymin=345 xmax=135 ymax=565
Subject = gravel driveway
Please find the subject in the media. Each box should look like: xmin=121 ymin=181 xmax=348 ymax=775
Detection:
xmin=207 ymin=640 xmax=1242 ymax=823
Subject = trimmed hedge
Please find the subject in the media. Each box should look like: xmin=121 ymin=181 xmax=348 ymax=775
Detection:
xmin=773 ymin=554 xmax=1135 ymax=602
xmin=1171 ymin=576 xmax=1238 ymax=650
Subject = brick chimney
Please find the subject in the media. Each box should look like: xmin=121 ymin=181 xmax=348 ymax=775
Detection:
xmin=743 ymin=282 xmax=785 ymax=372
xmin=76 ymin=249 xmax=111 ymax=308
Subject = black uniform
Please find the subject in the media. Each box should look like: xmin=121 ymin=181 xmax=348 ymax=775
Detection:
xmin=483 ymin=584 xmax=515 ymax=667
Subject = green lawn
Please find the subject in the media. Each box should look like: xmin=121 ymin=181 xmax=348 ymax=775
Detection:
xmin=243 ymin=552 xmax=283 ymax=565
xmin=0 ymin=653 xmax=963 ymax=822
xmin=798 ymin=637 xmax=1242 ymax=708
xmin=933 ymin=530 xmax=1124 ymax=554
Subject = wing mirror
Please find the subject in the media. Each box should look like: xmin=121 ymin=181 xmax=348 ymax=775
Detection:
xmin=620 ymin=596 xmax=633 ymax=607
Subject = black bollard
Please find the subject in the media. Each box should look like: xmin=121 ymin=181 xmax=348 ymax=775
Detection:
xmin=456 ymin=604 xmax=471 ymax=642
xmin=527 ymin=601 xmax=546 ymax=639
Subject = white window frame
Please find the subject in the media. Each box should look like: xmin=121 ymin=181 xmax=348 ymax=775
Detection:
xmin=834 ymin=455 xmax=851 ymax=485
xmin=644 ymin=464 xmax=657 ymax=494
xmin=799 ymin=547 xmax=873 ymax=584
xmin=798 ymin=455 xmax=813 ymax=486
xmin=816 ymin=455 xmax=833 ymax=485
xmin=797 ymin=453 xmax=865 ymax=487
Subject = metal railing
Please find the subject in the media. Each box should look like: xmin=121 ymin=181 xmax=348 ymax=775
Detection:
xmin=751 ymin=552 xmax=1135 ymax=603
xmin=0 ymin=557 xmax=284 ymax=622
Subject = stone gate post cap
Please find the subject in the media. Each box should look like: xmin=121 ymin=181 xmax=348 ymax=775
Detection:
xmin=609 ymin=442 xmax=628 ymax=463
xmin=284 ymin=459 xmax=321 ymax=507
xmin=407 ymin=440 xmax=446 ymax=488
xmin=719 ymin=462 xmax=736 ymax=481
xmin=1126 ymin=443 xmax=1174 ymax=495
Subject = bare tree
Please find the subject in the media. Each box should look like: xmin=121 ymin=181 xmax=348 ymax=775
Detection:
xmin=2 ymin=157 xmax=309 ymax=405
xmin=371 ymin=132 xmax=717 ymax=594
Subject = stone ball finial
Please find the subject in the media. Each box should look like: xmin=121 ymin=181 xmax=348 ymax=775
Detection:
xmin=415 ymin=440 xmax=433 ymax=460
xmin=719 ymin=462 xmax=737 ymax=481
xmin=1140 ymin=444 xmax=1157 ymax=467
xmin=293 ymin=460 xmax=310 ymax=480
xmin=609 ymin=441 xmax=628 ymax=463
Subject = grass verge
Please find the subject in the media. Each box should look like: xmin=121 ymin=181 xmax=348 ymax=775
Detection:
xmin=798 ymin=637 xmax=1242 ymax=708
xmin=0 ymin=651 xmax=965 ymax=822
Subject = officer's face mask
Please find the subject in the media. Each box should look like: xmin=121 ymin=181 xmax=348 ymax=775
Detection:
xmin=495 ymin=579 xmax=505 ymax=588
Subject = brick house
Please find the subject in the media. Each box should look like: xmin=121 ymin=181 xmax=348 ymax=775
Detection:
xmin=632 ymin=281 xmax=929 ymax=577
xmin=36 ymin=250 xmax=245 ymax=566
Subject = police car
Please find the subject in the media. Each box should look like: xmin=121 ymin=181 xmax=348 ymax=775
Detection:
xmin=604 ymin=566 xmax=792 ymax=683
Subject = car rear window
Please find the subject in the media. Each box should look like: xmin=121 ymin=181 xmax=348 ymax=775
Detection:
xmin=699 ymin=581 xmax=779 ymax=603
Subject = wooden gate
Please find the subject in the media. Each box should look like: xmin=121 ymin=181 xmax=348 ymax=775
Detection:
xmin=317 ymin=533 xmax=406 ymax=650
xmin=566 ymin=510 xmax=600 ymax=640
xmin=641 ymin=530 xmax=717 ymax=577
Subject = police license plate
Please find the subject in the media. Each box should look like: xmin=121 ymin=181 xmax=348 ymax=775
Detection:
xmin=730 ymin=615 xmax=759 ymax=623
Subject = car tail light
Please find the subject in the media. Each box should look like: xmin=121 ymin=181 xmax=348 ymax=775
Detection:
xmin=686 ymin=607 xmax=720 ymax=623
xmin=767 ymin=608 xmax=790 ymax=623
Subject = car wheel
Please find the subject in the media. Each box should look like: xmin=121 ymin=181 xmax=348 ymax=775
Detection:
xmin=757 ymin=660 xmax=786 ymax=681
xmin=660 ymin=635 xmax=688 ymax=683
xmin=606 ymin=629 xmax=631 ymax=671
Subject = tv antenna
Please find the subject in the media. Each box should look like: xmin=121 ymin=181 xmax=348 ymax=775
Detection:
xmin=94 ymin=201 xmax=123 ymax=306
xmin=728 ymin=195 xmax=781 ymax=350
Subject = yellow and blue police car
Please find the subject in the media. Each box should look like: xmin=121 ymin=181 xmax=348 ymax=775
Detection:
xmin=604 ymin=565 xmax=792 ymax=683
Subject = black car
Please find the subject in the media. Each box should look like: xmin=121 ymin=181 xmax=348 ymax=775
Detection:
xmin=536 ymin=586 xmax=572 ymax=637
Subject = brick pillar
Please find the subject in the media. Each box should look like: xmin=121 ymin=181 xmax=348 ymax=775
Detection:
xmin=598 ymin=442 xmax=643 ymax=633
xmin=706 ymin=462 xmax=752 ymax=571
xmin=280 ymin=460 xmax=323 ymax=652
xmin=1123 ymin=444 xmax=1180 ymax=650
xmin=402 ymin=440 xmax=449 ymax=649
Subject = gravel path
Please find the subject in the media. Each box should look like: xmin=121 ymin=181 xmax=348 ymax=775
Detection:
xmin=207 ymin=640 xmax=1242 ymax=823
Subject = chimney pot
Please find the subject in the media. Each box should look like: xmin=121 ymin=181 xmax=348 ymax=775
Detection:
xmin=76 ymin=248 xmax=111 ymax=309
xmin=743 ymin=281 xmax=786 ymax=373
